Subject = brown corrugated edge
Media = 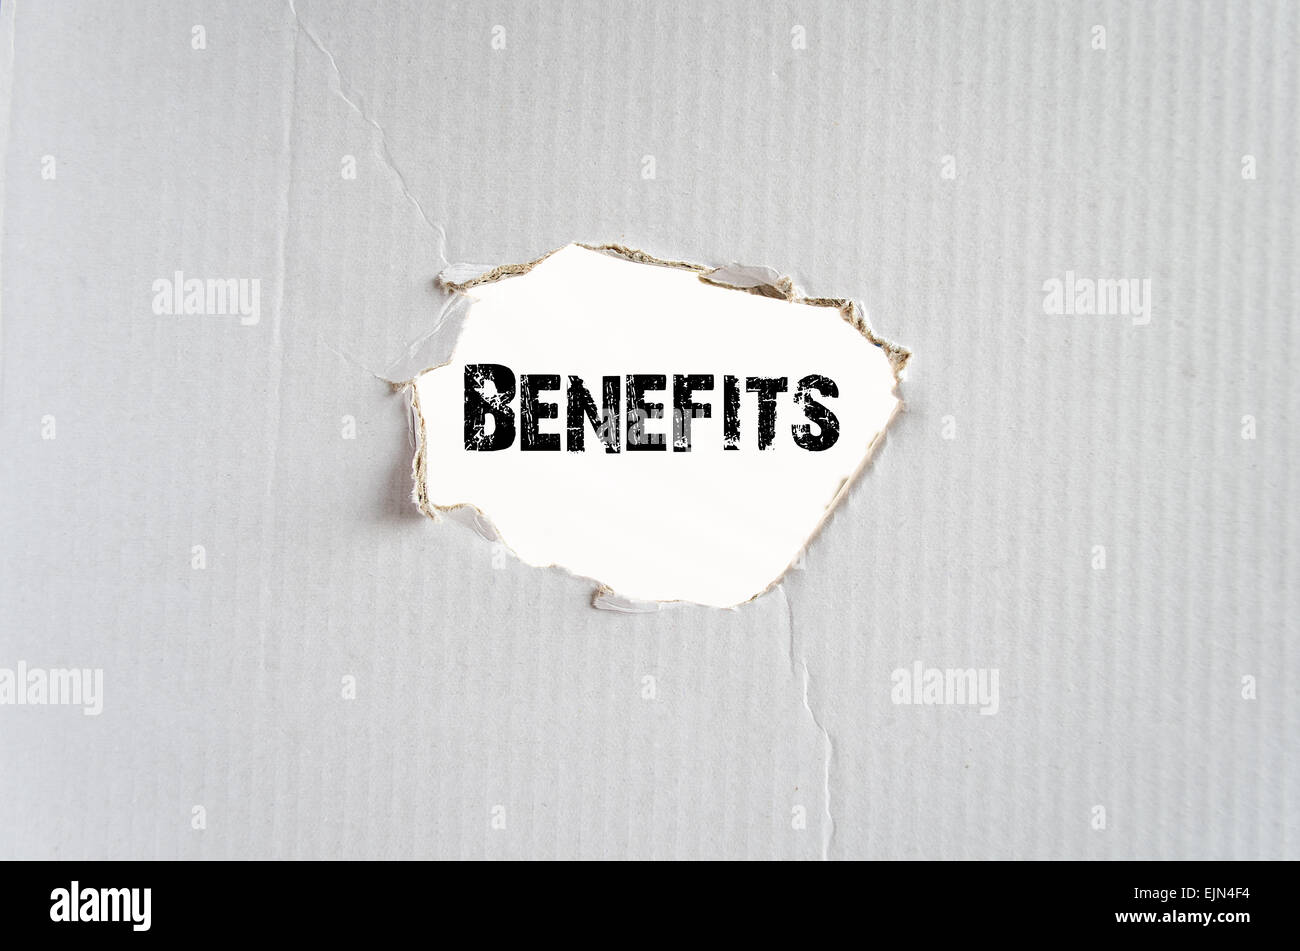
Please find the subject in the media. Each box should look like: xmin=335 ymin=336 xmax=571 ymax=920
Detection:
xmin=395 ymin=241 xmax=911 ymax=609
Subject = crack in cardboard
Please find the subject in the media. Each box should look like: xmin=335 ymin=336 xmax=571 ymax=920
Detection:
xmin=286 ymin=0 xmax=443 ymax=241
xmin=800 ymin=657 xmax=836 ymax=861
xmin=780 ymin=585 xmax=835 ymax=860
xmin=779 ymin=584 xmax=797 ymax=676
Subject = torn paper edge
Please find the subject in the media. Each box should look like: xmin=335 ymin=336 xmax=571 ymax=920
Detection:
xmin=433 ymin=243 xmax=912 ymax=377
xmin=394 ymin=242 xmax=911 ymax=611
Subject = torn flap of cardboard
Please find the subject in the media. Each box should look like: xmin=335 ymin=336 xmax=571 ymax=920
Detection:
xmin=400 ymin=242 xmax=909 ymax=609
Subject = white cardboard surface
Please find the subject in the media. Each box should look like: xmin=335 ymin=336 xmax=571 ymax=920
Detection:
xmin=0 ymin=0 xmax=1294 ymax=859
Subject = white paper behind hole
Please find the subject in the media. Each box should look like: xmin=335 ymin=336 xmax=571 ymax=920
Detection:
xmin=413 ymin=245 xmax=901 ymax=607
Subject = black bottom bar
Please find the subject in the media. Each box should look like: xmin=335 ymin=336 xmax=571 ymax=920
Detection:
xmin=0 ymin=859 xmax=1275 ymax=941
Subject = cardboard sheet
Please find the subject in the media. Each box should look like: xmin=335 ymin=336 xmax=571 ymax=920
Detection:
xmin=0 ymin=1 xmax=1294 ymax=860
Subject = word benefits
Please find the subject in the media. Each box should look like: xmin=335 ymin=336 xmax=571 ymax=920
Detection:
xmin=463 ymin=364 xmax=841 ymax=452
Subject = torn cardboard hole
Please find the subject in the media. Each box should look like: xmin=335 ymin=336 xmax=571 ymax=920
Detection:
xmin=399 ymin=243 xmax=909 ymax=609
